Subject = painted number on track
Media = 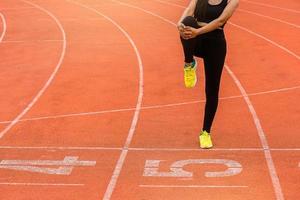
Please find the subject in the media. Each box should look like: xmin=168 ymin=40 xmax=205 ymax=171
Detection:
xmin=143 ymin=159 xmax=242 ymax=178
xmin=0 ymin=156 xmax=96 ymax=175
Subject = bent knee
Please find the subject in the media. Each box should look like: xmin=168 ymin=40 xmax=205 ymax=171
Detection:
xmin=181 ymin=16 xmax=199 ymax=28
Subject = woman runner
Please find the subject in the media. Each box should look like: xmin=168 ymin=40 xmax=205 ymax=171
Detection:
xmin=177 ymin=0 xmax=239 ymax=148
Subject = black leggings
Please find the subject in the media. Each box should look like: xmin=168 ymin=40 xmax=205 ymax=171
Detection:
xmin=180 ymin=16 xmax=227 ymax=133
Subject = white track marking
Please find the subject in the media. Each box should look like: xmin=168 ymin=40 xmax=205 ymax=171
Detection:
xmin=2 ymin=39 xmax=63 ymax=43
xmin=0 ymin=12 xmax=7 ymax=42
xmin=229 ymin=22 xmax=300 ymax=60
xmin=155 ymin=0 xmax=300 ymax=60
xmin=1 ymin=83 xmax=299 ymax=124
xmin=0 ymin=7 xmax=36 ymax=11
xmin=129 ymin=147 xmax=263 ymax=151
xmin=0 ymin=0 xmax=67 ymax=139
xmin=0 ymin=156 xmax=96 ymax=175
xmin=2 ymin=39 xmax=121 ymax=44
xmin=156 ymin=0 xmax=300 ymax=15
xmin=1 ymin=145 xmax=300 ymax=151
xmin=139 ymin=185 xmax=248 ymax=188
xmin=110 ymin=1 xmax=285 ymax=199
xmin=270 ymin=148 xmax=300 ymax=151
xmin=0 ymin=156 xmax=95 ymax=166
xmin=111 ymin=0 xmax=175 ymax=25
xmin=66 ymin=1 xmax=144 ymax=200
xmin=37 ymin=17 xmax=104 ymax=22
xmin=248 ymin=85 xmax=300 ymax=95
xmin=0 ymin=182 xmax=84 ymax=186
xmin=0 ymin=146 xmax=122 ymax=150
xmin=153 ymin=0 xmax=187 ymax=8
xmin=0 ymin=146 xmax=264 ymax=151
xmin=225 ymin=65 xmax=284 ymax=200
xmin=154 ymin=0 xmax=300 ymax=28
xmin=0 ymin=0 xmax=300 ymax=126
xmin=241 ymin=0 xmax=300 ymax=14
xmin=237 ymin=8 xmax=300 ymax=28
xmin=0 ymin=84 xmax=299 ymax=124
xmin=0 ymin=107 xmax=137 ymax=124
xmin=133 ymin=148 xmax=300 ymax=151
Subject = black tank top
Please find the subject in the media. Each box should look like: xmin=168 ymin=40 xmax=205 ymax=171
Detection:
xmin=195 ymin=0 xmax=228 ymax=28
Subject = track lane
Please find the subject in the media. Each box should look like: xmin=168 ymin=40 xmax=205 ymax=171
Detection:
xmin=0 ymin=0 xmax=63 ymax=131
xmin=0 ymin=0 xmax=140 ymax=148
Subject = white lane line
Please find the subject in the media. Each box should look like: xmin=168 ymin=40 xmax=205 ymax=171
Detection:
xmin=0 ymin=7 xmax=36 ymax=11
xmin=237 ymin=8 xmax=300 ymax=28
xmin=0 ymin=182 xmax=84 ymax=186
xmin=247 ymin=85 xmax=300 ymax=96
xmin=225 ymin=65 xmax=284 ymax=200
xmin=139 ymin=185 xmax=248 ymax=188
xmin=0 ymin=84 xmax=299 ymax=124
xmin=241 ymin=0 xmax=300 ymax=14
xmin=155 ymin=0 xmax=300 ymax=15
xmin=2 ymin=39 xmax=63 ymax=43
xmin=271 ymin=148 xmax=300 ymax=151
xmin=37 ymin=17 xmax=104 ymax=22
xmin=155 ymin=0 xmax=300 ymax=27
xmin=2 ymin=39 xmax=126 ymax=44
xmin=129 ymin=147 xmax=263 ymax=151
xmin=1 ymin=83 xmax=299 ymax=124
xmin=112 ymin=0 xmax=175 ymax=25
xmin=0 ymin=12 xmax=7 ymax=42
xmin=152 ymin=0 xmax=186 ymax=8
xmin=155 ymin=0 xmax=300 ymax=60
xmin=0 ymin=146 xmax=122 ymax=150
xmin=66 ymin=1 xmax=144 ymax=200
xmin=1 ymin=145 xmax=300 ymax=151
xmin=110 ymin=1 xmax=285 ymax=199
xmin=0 ymin=107 xmax=137 ymax=124
xmin=229 ymin=22 xmax=300 ymax=60
xmin=0 ymin=0 xmax=67 ymax=139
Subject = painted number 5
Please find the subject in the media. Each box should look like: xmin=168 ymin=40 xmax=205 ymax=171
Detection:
xmin=143 ymin=159 xmax=242 ymax=178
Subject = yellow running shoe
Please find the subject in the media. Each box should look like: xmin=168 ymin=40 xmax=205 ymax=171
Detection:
xmin=184 ymin=60 xmax=197 ymax=88
xmin=199 ymin=130 xmax=213 ymax=149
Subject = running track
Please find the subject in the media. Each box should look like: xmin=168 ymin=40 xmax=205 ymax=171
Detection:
xmin=0 ymin=0 xmax=299 ymax=199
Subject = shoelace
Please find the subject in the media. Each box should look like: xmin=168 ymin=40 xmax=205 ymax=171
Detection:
xmin=185 ymin=67 xmax=194 ymax=81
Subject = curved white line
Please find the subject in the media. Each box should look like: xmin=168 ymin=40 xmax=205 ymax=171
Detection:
xmin=2 ymin=145 xmax=300 ymax=151
xmin=241 ymin=0 xmax=300 ymax=14
xmin=0 ymin=0 xmax=67 ymax=139
xmin=228 ymin=22 xmax=300 ymax=60
xmin=110 ymin=0 xmax=285 ymax=199
xmin=225 ymin=65 xmax=284 ymax=200
xmin=0 ymin=12 xmax=7 ymax=42
xmin=237 ymin=8 xmax=300 ymax=28
xmin=0 ymin=83 xmax=299 ymax=124
xmin=66 ymin=1 xmax=144 ymax=200
xmin=156 ymin=0 xmax=300 ymax=15
xmin=0 ymin=7 xmax=35 ymax=11
xmin=154 ymin=0 xmax=300 ymax=60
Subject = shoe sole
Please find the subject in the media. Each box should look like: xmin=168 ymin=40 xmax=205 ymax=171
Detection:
xmin=200 ymin=145 xmax=213 ymax=149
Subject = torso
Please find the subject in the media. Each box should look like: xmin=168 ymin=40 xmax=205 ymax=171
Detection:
xmin=195 ymin=0 xmax=228 ymax=27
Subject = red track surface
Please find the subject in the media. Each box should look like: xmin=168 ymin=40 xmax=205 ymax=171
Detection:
xmin=0 ymin=0 xmax=299 ymax=199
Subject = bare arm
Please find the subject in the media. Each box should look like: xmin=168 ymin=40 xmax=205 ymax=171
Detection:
xmin=177 ymin=0 xmax=197 ymax=27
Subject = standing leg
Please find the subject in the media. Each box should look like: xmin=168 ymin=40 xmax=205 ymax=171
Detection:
xmin=202 ymin=38 xmax=227 ymax=133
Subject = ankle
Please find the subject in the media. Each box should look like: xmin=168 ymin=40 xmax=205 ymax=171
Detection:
xmin=201 ymin=130 xmax=211 ymax=134
xmin=184 ymin=60 xmax=195 ymax=68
